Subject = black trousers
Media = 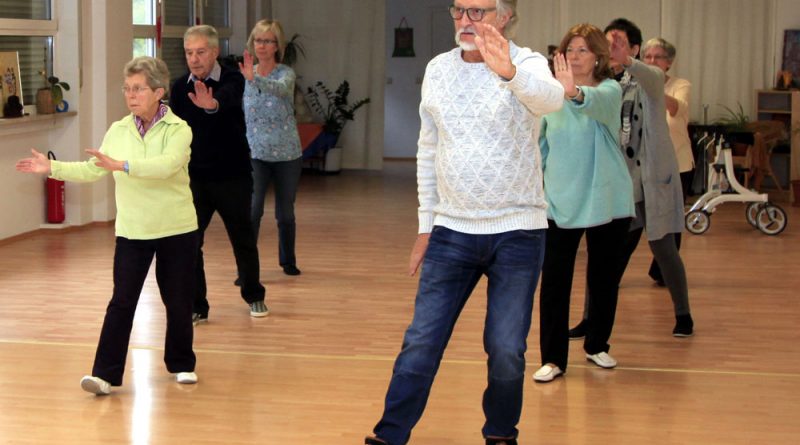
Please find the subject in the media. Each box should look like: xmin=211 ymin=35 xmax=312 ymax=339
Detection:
xmin=191 ymin=176 xmax=266 ymax=316
xmin=92 ymin=231 xmax=198 ymax=386
xmin=539 ymin=218 xmax=631 ymax=371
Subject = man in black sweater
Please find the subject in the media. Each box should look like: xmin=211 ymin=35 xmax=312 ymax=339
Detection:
xmin=170 ymin=24 xmax=268 ymax=323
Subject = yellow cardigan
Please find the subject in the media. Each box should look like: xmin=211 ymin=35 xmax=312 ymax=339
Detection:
xmin=50 ymin=108 xmax=197 ymax=240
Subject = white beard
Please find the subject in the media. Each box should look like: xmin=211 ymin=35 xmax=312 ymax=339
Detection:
xmin=455 ymin=27 xmax=478 ymax=51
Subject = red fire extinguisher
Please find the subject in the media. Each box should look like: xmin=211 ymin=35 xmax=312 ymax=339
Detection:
xmin=46 ymin=151 xmax=65 ymax=224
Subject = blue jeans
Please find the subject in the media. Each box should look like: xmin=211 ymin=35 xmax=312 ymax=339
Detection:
xmin=373 ymin=226 xmax=545 ymax=445
xmin=251 ymin=158 xmax=302 ymax=267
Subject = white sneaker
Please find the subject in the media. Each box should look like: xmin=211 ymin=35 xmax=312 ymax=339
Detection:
xmin=80 ymin=375 xmax=111 ymax=395
xmin=176 ymin=372 xmax=198 ymax=384
xmin=586 ymin=352 xmax=617 ymax=369
xmin=533 ymin=364 xmax=564 ymax=383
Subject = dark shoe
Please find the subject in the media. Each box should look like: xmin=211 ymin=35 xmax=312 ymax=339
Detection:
xmin=282 ymin=265 xmax=301 ymax=276
xmin=364 ymin=437 xmax=387 ymax=445
xmin=233 ymin=277 xmax=241 ymax=286
xmin=486 ymin=438 xmax=518 ymax=445
xmin=568 ymin=319 xmax=587 ymax=340
xmin=673 ymin=314 xmax=694 ymax=337
xmin=192 ymin=313 xmax=208 ymax=326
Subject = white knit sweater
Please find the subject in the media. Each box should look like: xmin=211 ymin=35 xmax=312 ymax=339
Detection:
xmin=417 ymin=43 xmax=564 ymax=235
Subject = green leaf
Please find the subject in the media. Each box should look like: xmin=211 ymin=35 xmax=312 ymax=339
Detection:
xmin=51 ymin=86 xmax=63 ymax=105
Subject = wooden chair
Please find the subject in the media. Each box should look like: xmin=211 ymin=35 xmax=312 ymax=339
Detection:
xmin=730 ymin=121 xmax=786 ymax=191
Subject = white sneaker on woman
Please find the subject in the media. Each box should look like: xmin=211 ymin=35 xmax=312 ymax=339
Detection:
xmin=586 ymin=352 xmax=617 ymax=369
xmin=176 ymin=372 xmax=198 ymax=384
xmin=533 ymin=364 xmax=564 ymax=383
xmin=80 ymin=375 xmax=111 ymax=395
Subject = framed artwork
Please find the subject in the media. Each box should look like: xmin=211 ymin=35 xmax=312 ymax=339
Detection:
xmin=781 ymin=30 xmax=800 ymax=88
xmin=0 ymin=51 xmax=24 ymax=116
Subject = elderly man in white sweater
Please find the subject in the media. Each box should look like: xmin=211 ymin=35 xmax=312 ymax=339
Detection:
xmin=365 ymin=2 xmax=563 ymax=445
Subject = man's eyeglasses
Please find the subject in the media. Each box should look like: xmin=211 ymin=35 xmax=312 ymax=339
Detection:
xmin=254 ymin=38 xmax=278 ymax=46
xmin=121 ymin=85 xmax=152 ymax=95
xmin=644 ymin=54 xmax=669 ymax=61
xmin=449 ymin=5 xmax=496 ymax=21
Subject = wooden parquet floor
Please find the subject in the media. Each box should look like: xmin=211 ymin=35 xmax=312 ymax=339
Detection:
xmin=1 ymin=161 xmax=798 ymax=444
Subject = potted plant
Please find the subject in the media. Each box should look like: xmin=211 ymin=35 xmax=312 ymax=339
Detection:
xmin=305 ymin=80 xmax=370 ymax=172
xmin=36 ymin=71 xmax=70 ymax=115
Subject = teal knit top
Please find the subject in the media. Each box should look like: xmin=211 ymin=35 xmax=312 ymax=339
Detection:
xmin=540 ymin=78 xmax=635 ymax=228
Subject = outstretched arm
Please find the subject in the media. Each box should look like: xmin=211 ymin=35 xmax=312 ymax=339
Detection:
xmin=15 ymin=149 xmax=51 ymax=174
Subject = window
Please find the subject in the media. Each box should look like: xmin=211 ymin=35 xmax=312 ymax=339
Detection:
xmin=203 ymin=0 xmax=229 ymax=28
xmin=0 ymin=1 xmax=56 ymax=106
xmin=133 ymin=0 xmax=156 ymax=26
xmin=0 ymin=0 xmax=51 ymax=20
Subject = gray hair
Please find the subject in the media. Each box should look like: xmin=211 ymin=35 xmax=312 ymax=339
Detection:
xmin=124 ymin=56 xmax=170 ymax=96
xmin=246 ymin=19 xmax=286 ymax=63
xmin=642 ymin=37 xmax=676 ymax=62
xmin=496 ymin=0 xmax=518 ymax=39
xmin=184 ymin=24 xmax=219 ymax=49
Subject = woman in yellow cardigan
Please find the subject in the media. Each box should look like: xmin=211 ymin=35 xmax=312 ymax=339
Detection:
xmin=16 ymin=56 xmax=199 ymax=395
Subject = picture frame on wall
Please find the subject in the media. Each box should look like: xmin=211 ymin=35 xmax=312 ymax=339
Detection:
xmin=0 ymin=51 xmax=25 ymax=118
xmin=781 ymin=30 xmax=800 ymax=89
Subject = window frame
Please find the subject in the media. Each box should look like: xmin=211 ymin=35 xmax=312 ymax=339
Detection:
xmin=0 ymin=3 xmax=58 ymax=106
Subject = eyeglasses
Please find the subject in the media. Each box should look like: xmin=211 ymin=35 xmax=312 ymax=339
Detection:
xmin=644 ymin=54 xmax=669 ymax=61
xmin=449 ymin=5 xmax=496 ymax=21
xmin=254 ymin=38 xmax=278 ymax=46
xmin=121 ymin=85 xmax=152 ymax=95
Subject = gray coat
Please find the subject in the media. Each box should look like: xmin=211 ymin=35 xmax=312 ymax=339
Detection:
xmin=619 ymin=60 xmax=684 ymax=241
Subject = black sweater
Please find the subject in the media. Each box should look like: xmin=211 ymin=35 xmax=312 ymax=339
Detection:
xmin=170 ymin=64 xmax=252 ymax=181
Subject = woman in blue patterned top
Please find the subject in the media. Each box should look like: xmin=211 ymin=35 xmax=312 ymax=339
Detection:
xmin=240 ymin=19 xmax=303 ymax=276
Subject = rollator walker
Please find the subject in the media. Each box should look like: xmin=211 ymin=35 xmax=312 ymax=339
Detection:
xmin=685 ymin=132 xmax=788 ymax=235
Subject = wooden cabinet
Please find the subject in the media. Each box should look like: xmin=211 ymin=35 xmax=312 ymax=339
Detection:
xmin=755 ymin=90 xmax=799 ymax=199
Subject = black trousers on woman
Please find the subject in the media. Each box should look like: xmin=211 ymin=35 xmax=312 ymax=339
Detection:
xmin=539 ymin=218 xmax=631 ymax=372
xmin=92 ymin=231 xmax=198 ymax=386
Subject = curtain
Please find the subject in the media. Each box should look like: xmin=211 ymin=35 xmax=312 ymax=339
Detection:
xmin=662 ymin=0 xmax=776 ymax=123
xmin=272 ymin=0 xmax=385 ymax=170
xmin=516 ymin=0 xmax=777 ymax=123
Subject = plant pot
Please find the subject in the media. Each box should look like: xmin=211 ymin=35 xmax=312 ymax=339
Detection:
xmin=36 ymin=88 xmax=56 ymax=115
xmin=324 ymin=147 xmax=342 ymax=173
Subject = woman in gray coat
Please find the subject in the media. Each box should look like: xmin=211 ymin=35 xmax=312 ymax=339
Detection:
xmin=570 ymin=18 xmax=694 ymax=338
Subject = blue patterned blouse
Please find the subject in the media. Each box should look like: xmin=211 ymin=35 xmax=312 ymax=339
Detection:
xmin=243 ymin=64 xmax=302 ymax=162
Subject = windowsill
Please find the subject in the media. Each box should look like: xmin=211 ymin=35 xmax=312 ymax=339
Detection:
xmin=0 ymin=111 xmax=77 ymax=137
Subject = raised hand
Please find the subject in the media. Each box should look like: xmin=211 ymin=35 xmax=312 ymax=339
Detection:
xmin=15 ymin=149 xmax=51 ymax=174
xmin=474 ymin=23 xmax=516 ymax=80
xmin=188 ymin=80 xmax=217 ymax=110
xmin=239 ymin=49 xmax=255 ymax=81
xmin=552 ymin=52 xmax=577 ymax=97
xmin=608 ymin=30 xmax=631 ymax=67
xmin=86 ymin=149 xmax=124 ymax=172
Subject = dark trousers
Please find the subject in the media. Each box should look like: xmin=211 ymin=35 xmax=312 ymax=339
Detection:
xmin=191 ymin=176 xmax=266 ymax=317
xmin=539 ymin=218 xmax=631 ymax=371
xmin=92 ymin=231 xmax=198 ymax=386
xmin=250 ymin=157 xmax=302 ymax=267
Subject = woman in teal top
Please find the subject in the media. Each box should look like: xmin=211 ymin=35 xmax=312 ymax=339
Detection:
xmin=534 ymin=24 xmax=635 ymax=383
xmin=241 ymin=19 xmax=303 ymax=276
xmin=16 ymin=57 xmax=198 ymax=395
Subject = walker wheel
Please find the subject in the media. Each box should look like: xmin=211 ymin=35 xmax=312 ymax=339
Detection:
xmin=745 ymin=202 xmax=762 ymax=228
xmin=755 ymin=204 xmax=787 ymax=236
xmin=685 ymin=210 xmax=711 ymax=234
